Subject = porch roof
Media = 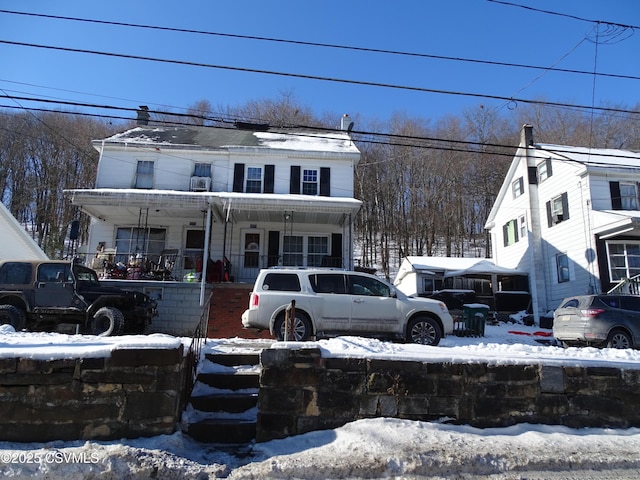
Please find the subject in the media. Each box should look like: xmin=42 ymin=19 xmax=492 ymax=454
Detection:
xmin=65 ymin=189 xmax=362 ymax=226
xmin=591 ymin=210 xmax=640 ymax=239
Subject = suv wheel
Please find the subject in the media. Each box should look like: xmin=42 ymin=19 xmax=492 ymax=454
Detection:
xmin=406 ymin=316 xmax=442 ymax=346
xmin=605 ymin=329 xmax=632 ymax=349
xmin=274 ymin=311 xmax=312 ymax=341
xmin=0 ymin=305 xmax=26 ymax=331
xmin=89 ymin=307 xmax=125 ymax=336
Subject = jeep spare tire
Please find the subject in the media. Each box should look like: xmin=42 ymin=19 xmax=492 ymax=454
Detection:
xmin=0 ymin=305 xmax=27 ymax=331
xmin=89 ymin=306 xmax=125 ymax=336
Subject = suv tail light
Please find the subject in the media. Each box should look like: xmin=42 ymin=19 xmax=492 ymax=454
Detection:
xmin=580 ymin=308 xmax=605 ymax=317
xmin=250 ymin=293 xmax=259 ymax=308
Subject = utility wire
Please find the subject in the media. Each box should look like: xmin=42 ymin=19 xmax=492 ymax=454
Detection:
xmin=1 ymin=39 xmax=639 ymax=119
xmin=0 ymin=9 xmax=637 ymax=82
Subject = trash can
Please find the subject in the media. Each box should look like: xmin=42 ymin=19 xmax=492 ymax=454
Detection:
xmin=461 ymin=304 xmax=489 ymax=336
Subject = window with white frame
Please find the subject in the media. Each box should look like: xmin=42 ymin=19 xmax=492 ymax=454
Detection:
xmin=556 ymin=253 xmax=570 ymax=283
xmin=518 ymin=214 xmax=527 ymax=239
xmin=620 ymin=183 xmax=638 ymax=210
xmin=193 ymin=163 xmax=211 ymax=178
xmin=282 ymin=235 xmax=329 ymax=267
xmin=512 ymin=177 xmax=524 ymax=198
xmin=245 ymin=166 xmax=263 ymax=193
xmin=302 ymin=169 xmax=319 ymax=195
xmin=115 ymin=227 xmax=166 ymax=263
xmin=537 ymin=159 xmax=552 ymax=183
xmin=135 ymin=160 xmax=154 ymax=189
xmin=547 ymin=192 xmax=569 ymax=226
xmin=607 ymin=242 xmax=640 ymax=281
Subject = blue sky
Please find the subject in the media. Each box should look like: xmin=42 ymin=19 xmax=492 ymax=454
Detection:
xmin=1 ymin=1 xmax=639 ymax=127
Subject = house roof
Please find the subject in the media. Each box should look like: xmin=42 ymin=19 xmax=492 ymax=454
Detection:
xmin=0 ymin=202 xmax=48 ymax=261
xmin=94 ymin=125 xmax=360 ymax=156
xmin=394 ymin=256 xmax=525 ymax=284
xmin=485 ymin=141 xmax=640 ymax=230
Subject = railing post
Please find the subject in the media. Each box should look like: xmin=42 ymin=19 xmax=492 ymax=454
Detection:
xmin=285 ymin=299 xmax=295 ymax=341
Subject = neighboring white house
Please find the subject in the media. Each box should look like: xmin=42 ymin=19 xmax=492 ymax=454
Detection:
xmin=66 ymin=111 xmax=362 ymax=284
xmin=0 ymin=201 xmax=48 ymax=261
xmin=485 ymin=124 xmax=640 ymax=322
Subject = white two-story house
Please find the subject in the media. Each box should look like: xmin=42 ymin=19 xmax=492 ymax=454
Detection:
xmin=485 ymin=124 xmax=640 ymax=322
xmin=67 ymin=111 xmax=361 ymax=285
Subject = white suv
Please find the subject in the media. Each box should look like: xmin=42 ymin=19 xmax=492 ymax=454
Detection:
xmin=241 ymin=268 xmax=453 ymax=346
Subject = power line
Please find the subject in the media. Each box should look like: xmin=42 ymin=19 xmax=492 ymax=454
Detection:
xmin=0 ymin=9 xmax=637 ymax=82
xmin=2 ymin=39 xmax=639 ymax=119
xmin=486 ymin=0 xmax=639 ymax=30
xmin=3 ymin=97 xmax=639 ymax=165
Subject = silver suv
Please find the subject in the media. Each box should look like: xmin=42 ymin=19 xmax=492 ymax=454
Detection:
xmin=241 ymin=268 xmax=453 ymax=346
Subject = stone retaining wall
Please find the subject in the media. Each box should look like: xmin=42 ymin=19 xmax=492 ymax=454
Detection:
xmin=257 ymin=346 xmax=640 ymax=442
xmin=0 ymin=346 xmax=186 ymax=443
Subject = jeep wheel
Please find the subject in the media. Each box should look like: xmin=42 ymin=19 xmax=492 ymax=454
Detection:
xmin=89 ymin=307 xmax=125 ymax=336
xmin=406 ymin=316 xmax=442 ymax=346
xmin=0 ymin=305 xmax=26 ymax=331
xmin=274 ymin=311 xmax=312 ymax=341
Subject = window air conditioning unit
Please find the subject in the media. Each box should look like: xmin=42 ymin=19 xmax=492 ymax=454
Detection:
xmin=190 ymin=176 xmax=211 ymax=192
xmin=552 ymin=213 xmax=563 ymax=224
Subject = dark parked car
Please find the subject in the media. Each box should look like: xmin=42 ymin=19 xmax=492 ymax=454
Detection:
xmin=553 ymin=294 xmax=640 ymax=349
xmin=0 ymin=260 xmax=157 ymax=336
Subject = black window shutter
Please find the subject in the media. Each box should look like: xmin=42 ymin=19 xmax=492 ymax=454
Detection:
xmin=513 ymin=220 xmax=519 ymax=242
xmin=561 ymin=192 xmax=569 ymax=220
xmin=527 ymin=166 xmax=538 ymax=185
xmin=546 ymin=201 xmax=553 ymax=228
xmin=264 ymin=165 xmax=275 ymax=193
xmin=503 ymin=223 xmax=509 ymax=247
xmin=546 ymin=159 xmax=553 ymax=178
xmin=290 ymin=166 xmax=301 ymax=194
xmin=610 ymin=181 xmax=622 ymax=210
xmin=320 ymin=167 xmax=331 ymax=196
xmin=331 ymin=233 xmax=342 ymax=267
xmin=267 ymin=231 xmax=280 ymax=267
xmin=233 ymin=163 xmax=245 ymax=193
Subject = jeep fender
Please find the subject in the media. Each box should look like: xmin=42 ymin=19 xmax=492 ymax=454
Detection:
xmin=0 ymin=293 xmax=29 ymax=313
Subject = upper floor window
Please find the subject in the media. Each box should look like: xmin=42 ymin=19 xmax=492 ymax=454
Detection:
xmin=246 ymin=167 xmax=263 ymax=193
xmin=232 ymin=163 xmax=274 ymax=193
xmin=537 ymin=159 xmax=552 ymax=183
xmin=512 ymin=177 xmax=524 ymax=198
xmin=620 ymin=183 xmax=638 ymax=210
xmin=546 ymin=192 xmax=569 ymax=227
xmin=135 ymin=160 xmax=154 ymax=189
xmin=193 ymin=163 xmax=211 ymax=178
xmin=302 ymin=169 xmax=319 ymax=195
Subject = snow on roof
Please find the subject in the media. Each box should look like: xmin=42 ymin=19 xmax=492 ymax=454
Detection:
xmin=98 ymin=126 xmax=360 ymax=155
xmin=0 ymin=202 xmax=48 ymax=261
xmin=537 ymin=143 xmax=640 ymax=168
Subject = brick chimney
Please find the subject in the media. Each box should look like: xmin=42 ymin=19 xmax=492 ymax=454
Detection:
xmin=521 ymin=124 xmax=534 ymax=146
xmin=137 ymin=106 xmax=150 ymax=126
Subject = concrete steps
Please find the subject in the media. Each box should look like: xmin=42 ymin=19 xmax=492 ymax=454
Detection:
xmin=183 ymin=350 xmax=262 ymax=444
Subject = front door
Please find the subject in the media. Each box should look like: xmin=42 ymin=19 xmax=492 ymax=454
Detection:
xmin=241 ymin=230 xmax=263 ymax=281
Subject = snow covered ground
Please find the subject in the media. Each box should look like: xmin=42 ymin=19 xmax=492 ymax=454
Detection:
xmin=1 ymin=322 xmax=640 ymax=479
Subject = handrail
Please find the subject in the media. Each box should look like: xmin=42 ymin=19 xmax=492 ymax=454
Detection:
xmin=182 ymin=292 xmax=211 ymax=407
xmin=607 ymin=274 xmax=640 ymax=295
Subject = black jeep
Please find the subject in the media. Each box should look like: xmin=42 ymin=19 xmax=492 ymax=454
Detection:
xmin=0 ymin=260 xmax=157 ymax=336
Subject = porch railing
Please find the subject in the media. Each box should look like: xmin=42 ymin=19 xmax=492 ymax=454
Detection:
xmin=607 ymin=274 xmax=640 ymax=295
xmin=219 ymin=253 xmax=344 ymax=283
